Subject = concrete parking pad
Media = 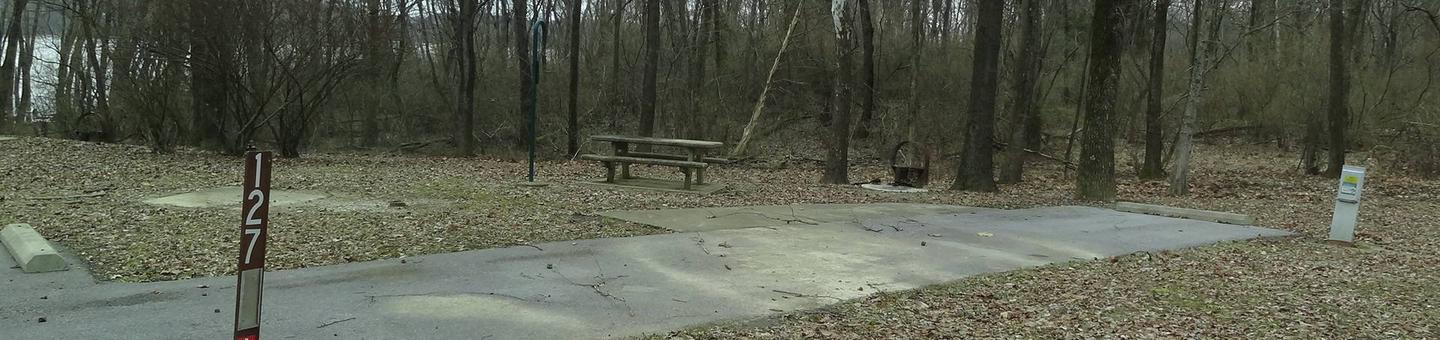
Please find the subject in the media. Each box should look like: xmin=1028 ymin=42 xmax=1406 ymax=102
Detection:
xmin=0 ymin=205 xmax=1291 ymax=339
xmin=602 ymin=203 xmax=997 ymax=232
xmin=1113 ymin=202 xmax=1255 ymax=225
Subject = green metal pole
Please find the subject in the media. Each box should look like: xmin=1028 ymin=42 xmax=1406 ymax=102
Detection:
xmin=529 ymin=21 xmax=546 ymax=182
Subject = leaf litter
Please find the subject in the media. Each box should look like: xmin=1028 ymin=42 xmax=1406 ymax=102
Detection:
xmin=2 ymin=137 xmax=1436 ymax=338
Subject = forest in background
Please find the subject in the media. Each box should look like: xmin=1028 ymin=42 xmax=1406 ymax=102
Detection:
xmin=1 ymin=0 xmax=1438 ymax=198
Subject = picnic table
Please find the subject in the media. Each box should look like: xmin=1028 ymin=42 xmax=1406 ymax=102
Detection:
xmin=579 ymin=135 xmax=728 ymax=190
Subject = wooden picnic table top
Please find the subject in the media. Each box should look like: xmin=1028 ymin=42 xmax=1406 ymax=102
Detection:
xmin=591 ymin=135 xmax=724 ymax=149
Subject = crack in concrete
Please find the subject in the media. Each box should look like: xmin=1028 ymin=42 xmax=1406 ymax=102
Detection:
xmin=363 ymin=290 xmax=552 ymax=304
xmin=703 ymin=208 xmax=817 ymax=226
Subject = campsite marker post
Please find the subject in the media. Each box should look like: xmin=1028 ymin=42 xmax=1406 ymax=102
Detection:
xmin=1328 ymin=165 xmax=1366 ymax=244
xmin=235 ymin=150 xmax=272 ymax=340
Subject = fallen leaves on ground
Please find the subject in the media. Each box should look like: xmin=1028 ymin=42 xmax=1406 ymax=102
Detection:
xmin=2 ymin=137 xmax=1436 ymax=338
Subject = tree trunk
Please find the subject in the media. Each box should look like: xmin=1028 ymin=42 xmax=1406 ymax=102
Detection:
xmin=823 ymin=0 xmax=855 ymax=185
xmin=609 ymin=0 xmax=625 ymax=129
xmin=189 ymin=0 xmax=231 ymax=150
xmin=16 ymin=3 xmax=35 ymax=126
xmin=513 ymin=0 xmax=531 ymax=149
xmin=706 ymin=0 xmax=726 ymax=71
xmin=1247 ymin=0 xmax=1275 ymax=64
xmin=567 ymin=0 xmax=581 ymax=156
xmin=998 ymin=0 xmax=1043 ymax=184
xmin=729 ymin=3 xmax=801 ymax=159
xmin=1169 ymin=0 xmax=1212 ymax=195
xmin=456 ymin=0 xmax=478 ymax=155
xmin=1345 ymin=0 xmax=1368 ymax=65
xmin=686 ymin=0 xmax=708 ymax=139
xmin=1078 ymin=0 xmax=1133 ymax=201
xmin=639 ymin=0 xmax=659 ymax=140
xmin=0 ymin=0 xmax=28 ymax=131
xmin=55 ymin=22 xmax=77 ymax=132
xmin=852 ymin=0 xmax=877 ymax=139
xmin=82 ymin=1 xmax=114 ymax=142
xmin=908 ymin=0 xmax=924 ymax=142
xmin=952 ymin=0 xmax=1003 ymax=192
xmin=1140 ymin=0 xmax=1171 ymax=179
xmin=1325 ymin=0 xmax=1349 ymax=176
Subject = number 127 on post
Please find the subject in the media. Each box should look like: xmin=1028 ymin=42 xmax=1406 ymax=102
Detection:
xmin=236 ymin=150 xmax=272 ymax=340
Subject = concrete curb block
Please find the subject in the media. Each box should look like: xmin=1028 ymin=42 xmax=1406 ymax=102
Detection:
xmin=1113 ymin=202 xmax=1255 ymax=226
xmin=1 ymin=224 xmax=68 ymax=273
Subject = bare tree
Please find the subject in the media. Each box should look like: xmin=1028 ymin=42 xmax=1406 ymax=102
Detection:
xmin=15 ymin=2 xmax=37 ymax=127
xmin=189 ymin=0 xmax=233 ymax=150
xmin=824 ymin=0 xmax=856 ymax=185
xmin=453 ymin=0 xmax=478 ymax=155
xmin=908 ymin=0 xmax=924 ymax=142
xmin=1326 ymin=0 xmax=1349 ymax=176
xmin=1169 ymin=0 xmax=1210 ymax=195
xmin=1140 ymin=0 xmax=1171 ymax=179
xmin=512 ymin=0 xmax=530 ymax=150
xmin=639 ymin=0 xmax=659 ymax=140
xmin=608 ymin=0 xmax=625 ymax=129
xmin=953 ymin=0 xmax=1003 ymax=192
xmin=852 ymin=0 xmax=877 ymax=139
xmin=823 ymin=0 xmax=852 ymax=184
xmin=1078 ymin=0 xmax=1135 ymax=201
xmin=0 ymin=0 xmax=30 ymax=131
xmin=567 ymin=0 xmax=582 ymax=155
xmin=999 ymin=0 xmax=1044 ymax=184
xmin=730 ymin=2 xmax=801 ymax=159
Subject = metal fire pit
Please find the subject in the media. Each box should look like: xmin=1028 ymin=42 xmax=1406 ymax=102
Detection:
xmin=890 ymin=141 xmax=931 ymax=188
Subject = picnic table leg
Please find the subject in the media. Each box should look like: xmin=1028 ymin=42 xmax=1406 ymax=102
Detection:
xmin=690 ymin=149 xmax=707 ymax=185
xmin=603 ymin=161 xmax=616 ymax=183
xmin=615 ymin=142 xmax=632 ymax=179
xmin=681 ymin=168 xmax=693 ymax=190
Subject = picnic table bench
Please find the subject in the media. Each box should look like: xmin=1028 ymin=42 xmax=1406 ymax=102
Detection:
xmin=579 ymin=135 xmax=728 ymax=190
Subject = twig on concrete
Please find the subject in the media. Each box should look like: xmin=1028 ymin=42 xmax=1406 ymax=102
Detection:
xmin=317 ymin=317 xmax=357 ymax=329
xmin=771 ymin=289 xmax=843 ymax=302
xmin=501 ymin=242 xmax=544 ymax=251
xmin=772 ymin=289 xmax=806 ymax=297
xmin=706 ymin=207 xmax=817 ymax=226
xmin=691 ymin=235 xmax=712 ymax=255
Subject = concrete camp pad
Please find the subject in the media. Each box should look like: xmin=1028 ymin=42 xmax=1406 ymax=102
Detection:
xmin=0 ymin=224 xmax=67 ymax=273
xmin=1114 ymin=202 xmax=1255 ymax=225
xmin=602 ymin=203 xmax=996 ymax=232
xmin=0 ymin=205 xmax=1292 ymax=339
xmin=143 ymin=186 xmax=328 ymax=208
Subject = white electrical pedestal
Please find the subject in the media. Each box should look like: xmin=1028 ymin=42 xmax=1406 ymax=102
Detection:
xmin=1328 ymin=165 xmax=1367 ymax=244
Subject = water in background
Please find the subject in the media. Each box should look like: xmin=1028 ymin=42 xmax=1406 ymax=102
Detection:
xmin=21 ymin=35 xmax=60 ymax=121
